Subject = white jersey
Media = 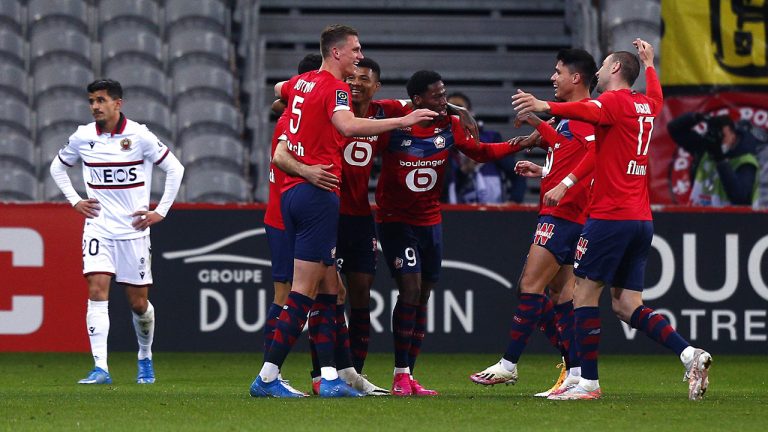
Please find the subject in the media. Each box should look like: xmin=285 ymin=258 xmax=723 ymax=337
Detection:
xmin=58 ymin=115 xmax=172 ymax=240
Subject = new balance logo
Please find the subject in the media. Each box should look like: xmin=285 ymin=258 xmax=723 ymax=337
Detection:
xmin=533 ymin=223 xmax=555 ymax=246
xmin=575 ymin=237 xmax=588 ymax=260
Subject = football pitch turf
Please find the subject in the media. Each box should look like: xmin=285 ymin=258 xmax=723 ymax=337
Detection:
xmin=1 ymin=352 xmax=765 ymax=431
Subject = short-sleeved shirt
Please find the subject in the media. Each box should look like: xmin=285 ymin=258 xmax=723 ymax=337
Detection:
xmin=279 ymin=70 xmax=351 ymax=194
xmin=376 ymin=115 xmax=514 ymax=225
xmin=340 ymin=99 xmax=409 ymax=216
xmin=264 ymin=112 xmax=289 ymax=229
xmin=58 ymin=114 xmax=172 ymax=239
xmin=539 ymin=117 xmax=594 ymax=224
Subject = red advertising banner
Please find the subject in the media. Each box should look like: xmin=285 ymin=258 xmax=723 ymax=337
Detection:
xmin=0 ymin=204 xmax=88 ymax=351
xmin=650 ymin=91 xmax=768 ymax=204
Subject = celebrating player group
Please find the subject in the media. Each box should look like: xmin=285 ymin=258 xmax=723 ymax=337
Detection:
xmin=53 ymin=23 xmax=711 ymax=401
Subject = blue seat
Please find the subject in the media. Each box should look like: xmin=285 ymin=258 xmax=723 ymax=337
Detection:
xmin=184 ymin=167 xmax=249 ymax=202
xmin=0 ymin=63 xmax=28 ymax=102
xmin=0 ymin=167 xmax=38 ymax=201
xmin=32 ymin=59 xmax=93 ymax=103
xmin=27 ymin=0 xmax=89 ymax=35
xmin=165 ymin=0 xmax=228 ymax=34
xmin=168 ymin=28 xmax=230 ymax=71
xmin=0 ymin=26 xmax=25 ymax=67
xmin=98 ymin=0 xmax=160 ymax=36
xmin=101 ymin=27 xmax=162 ymax=69
xmin=30 ymin=25 xmax=91 ymax=69
xmin=0 ymin=132 xmax=35 ymax=173
xmin=0 ymin=98 xmax=31 ymax=136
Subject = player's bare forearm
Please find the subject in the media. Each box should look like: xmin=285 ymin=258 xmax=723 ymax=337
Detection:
xmin=273 ymin=140 xmax=338 ymax=191
xmin=447 ymin=103 xmax=479 ymax=145
xmin=272 ymin=140 xmax=303 ymax=177
xmin=74 ymin=198 xmax=100 ymax=218
xmin=332 ymin=109 xmax=436 ymax=137
xmin=514 ymin=160 xmax=543 ymax=178
xmin=511 ymin=89 xmax=551 ymax=116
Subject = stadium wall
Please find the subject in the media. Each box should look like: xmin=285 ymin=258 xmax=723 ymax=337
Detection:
xmin=1 ymin=203 xmax=766 ymax=355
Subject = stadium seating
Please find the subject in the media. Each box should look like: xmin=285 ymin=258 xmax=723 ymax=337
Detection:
xmin=29 ymin=24 xmax=91 ymax=70
xmin=172 ymin=62 xmax=236 ymax=105
xmin=176 ymin=99 xmax=241 ymax=142
xmin=120 ymin=95 xmax=174 ymax=142
xmin=0 ymin=26 xmax=26 ymax=67
xmin=0 ymin=62 xmax=28 ymax=103
xmin=104 ymin=60 xmax=168 ymax=104
xmin=27 ymin=0 xmax=89 ymax=35
xmin=0 ymin=98 xmax=32 ymax=137
xmin=98 ymin=0 xmax=161 ymax=37
xmin=165 ymin=0 xmax=229 ymax=35
xmin=0 ymin=0 xmax=23 ymax=34
xmin=101 ymin=27 xmax=163 ymax=70
xmin=184 ymin=168 xmax=250 ymax=202
xmin=0 ymin=133 xmax=35 ymax=173
xmin=180 ymin=133 xmax=245 ymax=173
xmin=0 ymin=167 xmax=38 ymax=201
xmin=35 ymin=96 xmax=90 ymax=138
xmin=32 ymin=59 xmax=93 ymax=104
xmin=167 ymin=28 xmax=231 ymax=71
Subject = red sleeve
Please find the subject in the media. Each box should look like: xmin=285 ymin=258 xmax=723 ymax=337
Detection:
xmin=549 ymin=99 xmax=603 ymax=124
xmin=535 ymin=121 xmax=564 ymax=149
xmin=644 ymin=67 xmax=663 ymax=114
xmin=450 ymin=118 xmax=514 ymax=161
xmin=571 ymin=140 xmax=595 ymax=181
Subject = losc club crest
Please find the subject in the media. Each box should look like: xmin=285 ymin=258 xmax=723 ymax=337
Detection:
xmin=434 ymin=135 xmax=446 ymax=149
xmin=120 ymin=138 xmax=132 ymax=151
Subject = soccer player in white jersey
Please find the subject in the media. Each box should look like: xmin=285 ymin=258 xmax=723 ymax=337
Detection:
xmin=49 ymin=79 xmax=184 ymax=385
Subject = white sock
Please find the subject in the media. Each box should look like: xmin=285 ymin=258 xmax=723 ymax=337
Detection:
xmin=394 ymin=367 xmax=410 ymax=375
xmin=569 ymin=367 xmax=582 ymax=378
xmin=680 ymin=346 xmax=695 ymax=365
xmin=579 ymin=378 xmax=600 ymax=391
xmin=320 ymin=367 xmax=339 ymax=381
xmin=86 ymin=300 xmax=110 ymax=372
xmin=337 ymin=367 xmax=357 ymax=383
xmin=132 ymin=301 xmax=155 ymax=360
xmin=501 ymin=358 xmax=516 ymax=372
xmin=259 ymin=362 xmax=280 ymax=383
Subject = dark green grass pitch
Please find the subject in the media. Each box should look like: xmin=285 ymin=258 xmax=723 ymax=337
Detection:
xmin=1 ymin=353 xmax=765 ymax=431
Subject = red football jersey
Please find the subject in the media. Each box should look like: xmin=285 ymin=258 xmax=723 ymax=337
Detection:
xmin=264 ymin=112 xmax=289 ymax=229
xmin=279 ymin=70 xmax=352 ymax=194
xmin=340 ymin=99 xmax=409 ymax=216
xmin=549 ymin=68 xmax=663 ymax=221
xmin=536 ymin=116 xmax=595 ymax=224
xmin=376 ymin=115 xmax=517 ymax=225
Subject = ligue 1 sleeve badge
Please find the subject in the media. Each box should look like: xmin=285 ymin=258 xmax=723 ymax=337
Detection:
xmin=120 ymin=138 xmax=132 ymax=151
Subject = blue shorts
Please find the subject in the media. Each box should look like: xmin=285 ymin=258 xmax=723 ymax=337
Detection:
xmin=573 ymin=219 xmax=653 ymax=291
xmin=531 ymin=215 xmax=583 ymax=266
xmin=265 ymin=224 xmax=294 ymax=283
xmin=377 ymin=222 xmax=442 ymax=282
xmin=336 ymin=214 xmax=378 ymax=275
xmin=281 ymin=183 xmax=339 ymax=266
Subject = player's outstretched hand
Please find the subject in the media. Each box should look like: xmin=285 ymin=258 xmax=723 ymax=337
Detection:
xmin=543 ymin=183 xmax=568 ymax=206
xmin=131 ymin=210 xmax=164 ymax=231
xmin=511 ymin=89 xmax=550 ymax=116
xmin=301 ymin=163 xmax=339 ymax=192
xmin=450 ymin=104 xmax=480 ymax=146
xmin=633 ymin=38 xmax=655 ymax=68
xmin=401 ymin=108 xmax=438 ymax=127
xmin=514 ymin=160 xmax=543 ymax=178
xmin=74 ymin=198 xmax=101 ymax=218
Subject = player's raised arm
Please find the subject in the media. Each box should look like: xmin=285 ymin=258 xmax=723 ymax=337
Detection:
xmin=331 ymin=108 xmax=436 ymax=137
xmin=634 ymin=38 xmax=663 ymax=111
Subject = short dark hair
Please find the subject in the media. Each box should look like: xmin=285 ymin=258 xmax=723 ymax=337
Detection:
xmin=87 ymin=79 xmax=122 ymax=100
xmin=557 ymin=48 xmax=597 ymax=90
xmin=610 ymin=51 xmax=641 ymax=87
xmin=298 ymin=54 xmax=322 ymax=74
xmin=447 ymin=91 xmax=471 ymax=110
xmin=356 ymin=57 xmax=381 ymax=81
xmin=406 ymin=70 xmax=442 ymax=100
xmin=320 ymin=24 xmax=359 ymax=58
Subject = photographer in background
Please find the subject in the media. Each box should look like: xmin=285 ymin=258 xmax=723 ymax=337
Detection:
xmin=668 ymin=111 xmax=761 ymax=207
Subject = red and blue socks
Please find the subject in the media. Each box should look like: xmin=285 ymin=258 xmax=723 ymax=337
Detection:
xmin=408 ymin=304 xmax=427 ymax=373
xmin=554 ymin=300 xmax=575 ymax=368
xmin=265 ymin=292 xmax=313 ymax=369
xmin=503 ymin=293 xmax=545 ymax=363
xmin=393 ymin=298 xmax=417 ymax=369
xmin=349 ymin=307 xmax=371 ymax=373
xmin=574 ymin=306 xmax=601 ymax=380
xmin=630 ymin=305 xmax=689 ymax=355
xmin=308 ymin=294 xmax=338 ymax=371
xmin=263 ymin=302 xmax=282 ymax=361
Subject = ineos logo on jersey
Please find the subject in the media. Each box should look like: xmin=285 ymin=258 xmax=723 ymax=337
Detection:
xmin=89 ymin=167 xmax=139 ymax=184
xmin=406 ymin=168 xmax=438 ymax=192
xmin=344 ymin=141 xmax=373 ymax=167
